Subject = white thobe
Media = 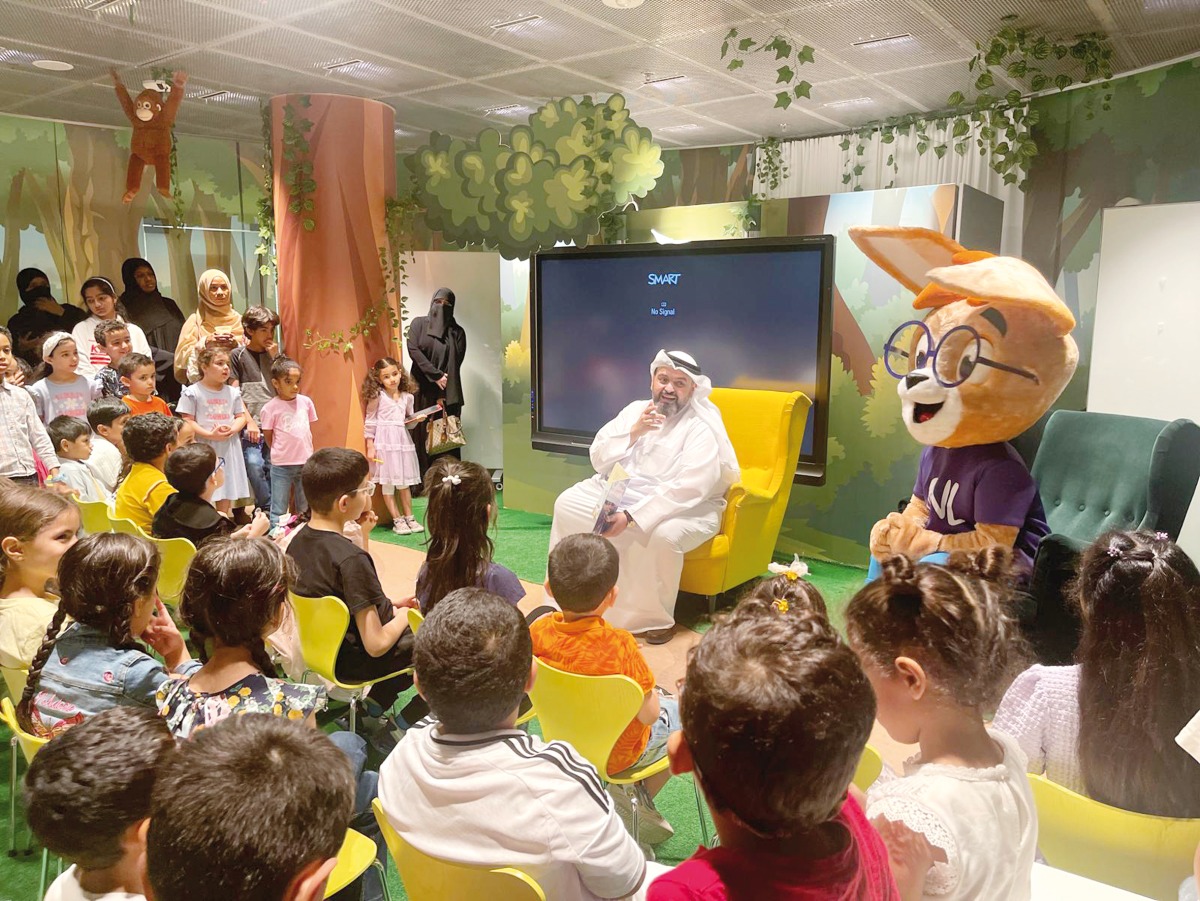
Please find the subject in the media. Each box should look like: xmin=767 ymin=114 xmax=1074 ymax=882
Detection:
xmin=550 ymin=400 xmax=726 ymax=633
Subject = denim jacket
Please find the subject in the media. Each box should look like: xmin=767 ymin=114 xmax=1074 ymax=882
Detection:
xmin=28 ymin=621 xmax=199 ymax=738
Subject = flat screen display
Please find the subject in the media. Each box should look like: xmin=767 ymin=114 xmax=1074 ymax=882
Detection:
xmin=531 ymin=236 xmax=834 ymax=482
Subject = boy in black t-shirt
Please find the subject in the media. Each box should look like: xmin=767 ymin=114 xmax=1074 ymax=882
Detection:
xmin=153 ymin=443 xmax=270 ymax=545
xmin=285 ymin=447 xmax=416 ymax=716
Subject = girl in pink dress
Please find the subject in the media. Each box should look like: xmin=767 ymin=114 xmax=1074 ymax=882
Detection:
xmin=361 ymin=356 xmax=427 ymax=535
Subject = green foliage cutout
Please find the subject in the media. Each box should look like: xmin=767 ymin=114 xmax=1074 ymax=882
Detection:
xmin=406 ymin=95 xmax=664 ymax=259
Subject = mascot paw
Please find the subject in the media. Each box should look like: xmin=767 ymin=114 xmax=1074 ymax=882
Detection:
xmin=891 ymin=520 xmax=942 ymax=560
xmin=122 ymin=190 xmax=136 ymax=204
xmin=869 ymin=518 xmax=895 ymax=558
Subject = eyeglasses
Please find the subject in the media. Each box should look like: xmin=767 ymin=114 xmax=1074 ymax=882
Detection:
xmin=350 ymin=481 xmax=376 ymax=498
xmin=883 ymin=320 xmax=1040 ymax=388
xmin=211 ymin=457 xmax=226 ymax=479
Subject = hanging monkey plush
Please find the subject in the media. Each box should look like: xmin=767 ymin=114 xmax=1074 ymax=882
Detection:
xmin=109 ymin=68 xmax=188 ymax=203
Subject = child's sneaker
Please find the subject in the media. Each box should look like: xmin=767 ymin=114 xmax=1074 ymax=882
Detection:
xmin=392 ymin=519 xmax=413 ymax=535
xmin=606 ymin=784 xmax=675 ymax=845
xmin=404 ymin=516 xmax=424 ymax=533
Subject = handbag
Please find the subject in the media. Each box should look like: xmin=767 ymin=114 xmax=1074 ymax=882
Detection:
xmin=426 ymin=410 xmax=467 ymax=455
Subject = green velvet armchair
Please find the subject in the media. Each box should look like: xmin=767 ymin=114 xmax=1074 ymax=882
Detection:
xmin=1025 ymin=410 xmax=1200 ymax=663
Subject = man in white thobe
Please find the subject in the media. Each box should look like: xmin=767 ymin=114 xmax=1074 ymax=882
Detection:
xmin=549 ymin=350 xmax=739 ymax=642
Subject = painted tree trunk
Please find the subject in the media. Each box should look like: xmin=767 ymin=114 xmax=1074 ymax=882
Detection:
xmin=271 ymin=94 xmax=397 ymax=452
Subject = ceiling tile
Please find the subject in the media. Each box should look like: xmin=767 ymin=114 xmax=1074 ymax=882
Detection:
xmin=382 ymin=100 xmax=491 ymax=137
xmin=688 ymin=94 xmax=839 ymax=138
xmin=670 ymin=24 xmax=857 ymax=89
xmin=24 ymin=0 xmax=264 ymax=47
xmin=383 ymin=0 xmax=636 ymax=58
xmin=479 ymin=65 xmax=622 ymax=100
xmin=876 ymin=60 xmax=975 ymax=111
xmin=286 ymin=2 xmax=542 ymax=79
xmin=568 ymin=46 xmax=750 ymax=104
xmin=406 ymin=82 xmax=528 ymax=115
xmin=1126 ymin=24 xmax=1200 ymax=63
xmin=554 ymin=0 xmax=748 ymax=43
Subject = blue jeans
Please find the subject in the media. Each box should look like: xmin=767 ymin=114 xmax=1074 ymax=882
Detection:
xmin=243 ymin=436 xmax=271 ymax=508
xmin=866 ymin=552 xmax=950 ymax=582
xmin=617 ymin=694 xmax=680 ymax=776
xmin=326 ymin=731 xmax=384 ymax=901
xmin=269 ymin=463 xmax=307 ymax=528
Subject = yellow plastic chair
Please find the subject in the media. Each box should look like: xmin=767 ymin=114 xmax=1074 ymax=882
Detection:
xmin=110 ymin=516 xmax=149 ymax=538
xmin=1 ymin=696 xmax=56 ymax=895
xmin=289 ymin=591 xmax=412 ymax=733
xmin=853 ymin=745 xmax=883 ymax=792
xmin=680 ymin=388 xmax=812 ymax=614
xmin=1 ymin=664 xmax=28 ymax=700
xmin=149 ymin=535 xmax=196 ymax=606
xmin=324 ymin=828 xmax=390 ymax=900
xmin=371 ymin=798 xmax=545 ymax=901
xmin=74 ymin=499 xmax=112 ymax=534
xmin=405 ymin=607 xmax=535 ymax=726
xmin=527 ymin=657 xmax=689 ymax=847
xmin=1030 ymin=773 xmax=1200 ymax=899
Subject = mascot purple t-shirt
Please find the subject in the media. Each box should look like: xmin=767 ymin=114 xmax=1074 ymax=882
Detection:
xmin=914 ymin=444 xmax=1049 ymax=572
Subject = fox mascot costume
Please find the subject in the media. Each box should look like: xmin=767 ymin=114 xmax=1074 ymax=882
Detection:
xmin=850 ymin=226 xmax=1079 ymax=577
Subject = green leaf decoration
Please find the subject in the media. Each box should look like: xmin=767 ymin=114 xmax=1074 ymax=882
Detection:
xmin=934 ymin=144 xmax=948 ymax=159
xmin=975 ymin=71 xmax=994 ymax=90
xmin=947 ymin=90 xmax=966 ymax=106
xmin=1054 ymin=73 xmax=1073 ymax=90
xmin=776 ymin=65 xmax=794 ymax=84
xmin=738 ymin=37 xmax=755 ymax=51
xmin=302 ymin=218 xmax=315 ymax=231
xmin=720 ymin=41 xmax=729 ymax=58
xmin=1006 ymin=59 xmax=1028 ymax=77
xmin=774 ymin=39 xmax=793 ymax=60
xmin=881 ymin=131 xmax=895 ymax=144
xmin=952 ymin=119 xmax=970 ymax=138
xmin=916 ymin=141 xmax=929 ymax=154
xmin=839 ymin=138 xmax=851 ymax=151
xmin=727 ymin=59 xmax=744 ymax=70
xmin=852 ymin=163 xmax=865 ymax=176
xmin=1005 ymin=89 xmax=1023 ymax=105
xmin=794 ymin=81 xmax=812 ymax=99
xmin=725 ymin=27 xmax=738 ymax=40
xmin=797 ymin=45 xmax=816 ymax=64
xmin=774 ymin=92 xmax=792 ymax=109
xmin=842 ymin=173 xmax=852 ymax=184
xmin=954 ymin=141 xmax=968 ymax=155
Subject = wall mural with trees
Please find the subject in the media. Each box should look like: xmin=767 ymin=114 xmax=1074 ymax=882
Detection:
xmin=0 ymin=113 xmax=268 ymax=327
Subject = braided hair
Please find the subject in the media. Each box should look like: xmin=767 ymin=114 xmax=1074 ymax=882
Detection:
xmin=179 ymin=537 xmax=294 ymax=677
xmin=1076 ymin=530 xmax=1200 ymax=817
xmin=845 ymin=546 xmax=1029 ymax=709
xmin=18 ymin=533 xmax=160 ymax=730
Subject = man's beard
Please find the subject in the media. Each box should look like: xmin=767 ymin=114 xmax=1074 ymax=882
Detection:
xmin=652 ymin=389 xmax=685 ymax=418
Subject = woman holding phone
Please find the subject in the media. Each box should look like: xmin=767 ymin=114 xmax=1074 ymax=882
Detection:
xmin=173 ymin=269 xmax=244 ymax=385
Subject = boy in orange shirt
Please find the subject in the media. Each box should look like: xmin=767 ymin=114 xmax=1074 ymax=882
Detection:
xmin=120 ymin=353 xmax=171 ymax=416
xmin=532 ymin=532 xmax=678 ymax=845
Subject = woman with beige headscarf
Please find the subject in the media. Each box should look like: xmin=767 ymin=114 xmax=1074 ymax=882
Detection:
xmin=173 ymin=269 xmax=243 ymax=384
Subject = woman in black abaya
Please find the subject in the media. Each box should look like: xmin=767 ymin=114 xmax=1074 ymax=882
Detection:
xmin=407 ymin=287 xmax=466 ymax=474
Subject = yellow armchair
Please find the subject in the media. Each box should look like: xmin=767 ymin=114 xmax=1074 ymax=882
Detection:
xmin=680 ymin=387 xmax=811 ymax=613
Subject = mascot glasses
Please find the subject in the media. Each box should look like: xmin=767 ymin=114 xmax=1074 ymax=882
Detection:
xmin=884 ymin=319 xmax=1041 ymax=389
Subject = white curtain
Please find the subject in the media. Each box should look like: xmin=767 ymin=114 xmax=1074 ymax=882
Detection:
xmin=757 ymin=121 xmax=1025 ymax=254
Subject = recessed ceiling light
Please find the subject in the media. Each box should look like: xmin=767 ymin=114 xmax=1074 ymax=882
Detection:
xmin=852 ymin=33 xmax=913 ymax=49
xmin=491 ymin=14 xmax=542 ymax=29
xmin=322 ymin=59 xmax=363 ymax=72
xmin=643 ymin=74 xmax=686 ymax=87
xmin=32 ymin=59 xmax=74 ymax=71
xmin=823 ymin=97 xmax=873 ymax=108
xmin=660 ymin=123 xmax=700 ymax=131
xmin=198 ymin=90 xmax=229 ymax=101
xmin=85 ymin=0 xmax=122 ymax=10
xmin=604 ymin=0 xmax=647 ymax=7
xmin=482 ymin=103 xmax=524 ymax=115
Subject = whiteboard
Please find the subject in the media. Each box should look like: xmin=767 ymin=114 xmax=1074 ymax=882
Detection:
xmin=1090 ymin=201 xmax=1200 ymax=556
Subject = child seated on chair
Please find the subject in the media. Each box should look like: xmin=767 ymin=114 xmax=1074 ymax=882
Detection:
xmin=47 ymin=415 xmax=110 ymax=503
xmin=379 ymin=587 xmax=663 ymax=901
xmin=86 ymin=398 xmax=129 ymax=496
xmin=532 ymin=532 xmax=677 ymax=843
xmin=145 ymin=715 xmax=355 ymax=901
xmin=24 ymin=707 xmax=176 ymax=901
xmin=113 ymin=413 xmax=177 ymax=534
xmin=152 ymin=444 xmax=269 ymax=545
xmin=650 ymin=595 xmax=897 ymax=900
xmin=285 ymin=447 xmax=416 ymax=722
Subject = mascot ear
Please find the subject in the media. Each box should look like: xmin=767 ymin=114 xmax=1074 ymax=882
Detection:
xmin=849 ymin=226 xmax=965 ymax=294
xmin=923 ymin=256 xmax=1076 ymax=335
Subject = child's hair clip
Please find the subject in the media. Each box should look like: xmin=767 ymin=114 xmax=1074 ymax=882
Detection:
xmin=441 ymin=474 xmax=461 ymax=486
xmin=1107 ymin=545 xmax=1122 ymax=558
xmin=772 ymin=598 xmax=790 ymax=614
xmin=767 ymin=554 xmax=809 ymax=582
xmin=1155 ymin=531 xmax=1170 ymax=542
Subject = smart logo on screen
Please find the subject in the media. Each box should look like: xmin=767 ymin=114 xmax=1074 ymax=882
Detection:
xmin=647 ymin=273 xmax=681 ymax=285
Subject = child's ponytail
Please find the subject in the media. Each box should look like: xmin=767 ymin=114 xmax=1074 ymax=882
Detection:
xmin=420 ymin=457 xmax=495 ymax=614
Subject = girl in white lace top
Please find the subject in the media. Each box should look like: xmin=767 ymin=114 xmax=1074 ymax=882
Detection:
xmin=846 ymin=548 xmax=1037 ymax=900
xmin=994 ymin=529 xmax=1200 ymax=818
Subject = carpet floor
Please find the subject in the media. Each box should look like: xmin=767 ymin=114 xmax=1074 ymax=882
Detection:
xmin=0 ymin=495 xmax=865 ymax=900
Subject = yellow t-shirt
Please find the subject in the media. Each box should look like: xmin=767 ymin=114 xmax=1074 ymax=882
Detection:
xmin=0 ymin=594 xmax=57 ymax=670
xmin=113 ymin=462 xmax=176 ymax=533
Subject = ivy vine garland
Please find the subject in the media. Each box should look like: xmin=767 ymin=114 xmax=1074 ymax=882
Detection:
xmin=281 ymin=96 xmax=317 ymax=232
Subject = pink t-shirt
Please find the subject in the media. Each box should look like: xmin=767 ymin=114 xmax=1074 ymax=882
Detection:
xmin=259 ymin=395 xmax=317 ymax=466
xmin=648 ymin=795 xmax=898 ymax=901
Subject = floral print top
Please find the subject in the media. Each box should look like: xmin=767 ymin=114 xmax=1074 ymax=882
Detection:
xmin=157 ymin=671 xmax=326 ymax=739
